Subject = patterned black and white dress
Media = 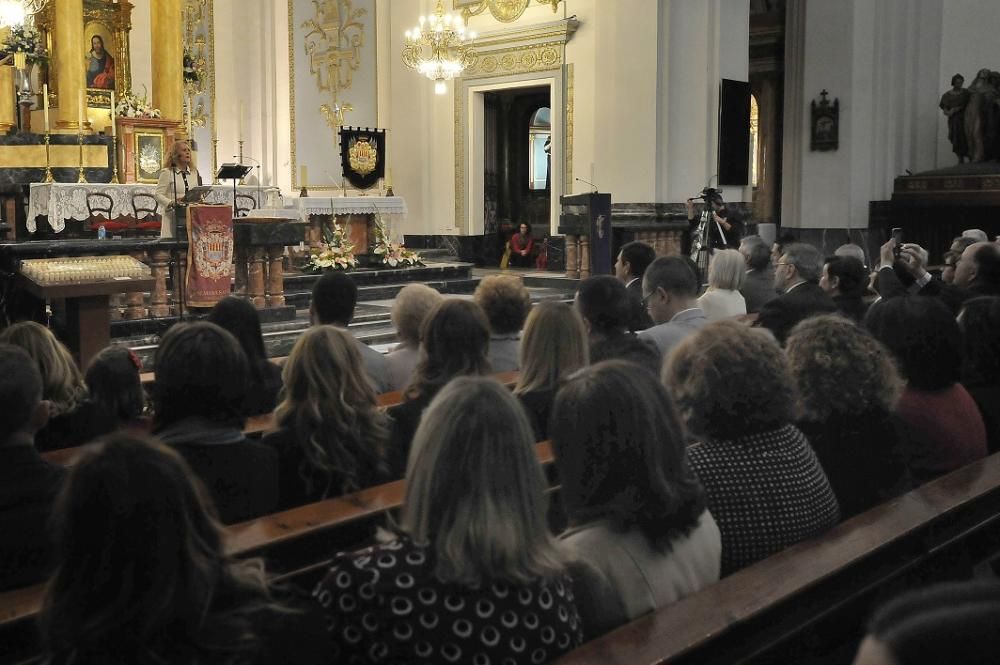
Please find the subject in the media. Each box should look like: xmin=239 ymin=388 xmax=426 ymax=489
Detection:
xmin=687 ymin=423 xmax=841 ymax=576
xmin=313 ymin=536 xmax=583 ymax=664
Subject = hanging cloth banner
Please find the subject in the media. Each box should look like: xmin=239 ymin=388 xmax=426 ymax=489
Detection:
xmin=339 ymin=126 xmax=386 ymax=190
xmin=185 ymin=204 xmax=234 ymax=307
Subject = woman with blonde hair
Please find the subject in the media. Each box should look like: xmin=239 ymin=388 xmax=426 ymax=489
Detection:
xmin=263 ymin=325 xmax=389 ymax=509
xmin=385 ymin=283 xmax=444 ymax=391
xmin=314 ymin=377 xmax=583 ymax=662
xmin=696 ymin=249 xmax=747 ymax=321
xmin=514 ymin=300 xmax=589 ymax=440
xmin=786 ymin=315 xmax=911 ymax=518
xmin=0 ymin=321 xmax=103 ymax=451
xmin=41 ymin=433 xmax=329 ymax=665
xmin=154 ymin=139 xmax=202 ymax=239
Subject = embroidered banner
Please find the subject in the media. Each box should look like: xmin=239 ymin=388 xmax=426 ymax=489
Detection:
xmin=338 ymin=126 xmax=386 ymax=190
xmin=185 ymin=204 xmax=233 ymax=307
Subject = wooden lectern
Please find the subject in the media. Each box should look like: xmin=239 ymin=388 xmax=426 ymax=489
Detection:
xmin=558 ymin=192 xmax=612 ymax=279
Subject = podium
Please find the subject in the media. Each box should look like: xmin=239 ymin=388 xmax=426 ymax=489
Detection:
xmin=558 ymin=192 xmax=612 ymax=278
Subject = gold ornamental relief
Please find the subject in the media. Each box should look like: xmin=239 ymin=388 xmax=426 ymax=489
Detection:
xmin=302 ymin=0 xmax=366 ymax=99
xmin=463 ymin=42 xmax=562 ymax=78
xmin=455 ymin=0 xmax=561 ymax=22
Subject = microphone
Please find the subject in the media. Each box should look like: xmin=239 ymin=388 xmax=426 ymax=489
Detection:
xmin=575 ymin=177 xmax=598 ymax=192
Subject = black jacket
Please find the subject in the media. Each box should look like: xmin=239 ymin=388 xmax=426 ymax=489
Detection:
xmin=625 ymin=279 xmax=654 ymax=331
xmin=755 ymin=282 xmax=838 ymax=344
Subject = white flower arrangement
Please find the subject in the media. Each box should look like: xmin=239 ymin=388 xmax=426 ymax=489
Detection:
xmin=115 ymin=85 xmax=162 ymax=119
xmin=372 ymin=212 xmax=421 ymax=268
xmin=305 ymin=220 xmax=358 ymax=272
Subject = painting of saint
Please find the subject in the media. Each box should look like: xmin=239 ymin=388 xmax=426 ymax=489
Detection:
xmin=87 ymin=34 xmax=115 ymax=89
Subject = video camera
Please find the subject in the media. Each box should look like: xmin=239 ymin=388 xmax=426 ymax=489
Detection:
xmin=694 ymin=186 xmax=723 ymax=203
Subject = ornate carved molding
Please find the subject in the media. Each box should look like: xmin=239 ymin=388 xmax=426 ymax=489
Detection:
xmin=464 ymin=41 xmax=563 ymax=78
xmin=454 ymin=0 xmax=561 ymax=23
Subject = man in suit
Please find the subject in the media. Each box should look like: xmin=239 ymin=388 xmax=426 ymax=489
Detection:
xmin=739 ymin=236 xmax=777 ymax=314
xmin=614 ymin=240 xmax=656 ymax=331
xmin=755 ymin=242 xmax=837 ymax=344
xmin=0 ymin=345 xmax=65 ymax=590
xmin=311 ymin=272 xmax=391 ymax=393
xmin=639 ymin=256 xmax=707 ymax=358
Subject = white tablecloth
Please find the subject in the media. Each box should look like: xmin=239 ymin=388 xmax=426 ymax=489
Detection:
xmin=27 ymin=183 xmax=282 ymax=233
xmin=289 ymin=196 xmax=407 ymax=217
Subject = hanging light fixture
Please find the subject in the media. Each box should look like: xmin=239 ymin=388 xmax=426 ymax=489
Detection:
xmin=402 ymin=0 xmax=476 ymax=95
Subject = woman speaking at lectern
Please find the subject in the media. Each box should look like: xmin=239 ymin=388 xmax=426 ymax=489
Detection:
xmin=154 ymin=140 xmax=202 ymax=239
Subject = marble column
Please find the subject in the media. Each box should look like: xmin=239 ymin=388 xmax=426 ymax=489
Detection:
xmin=149 ymin=249 xmax=170 ymax=317
xmin=54 ymin=0 xmax=88 ymax=131
xmin=248 ymin=247 xmax=267 ymax=308
xmin=565 ymin=234 xmax=579 ymax=279
xmin=266 ymin=246 xmax=286 ymax=307
xmin=151 ymin=0 xmax=184 ymax=123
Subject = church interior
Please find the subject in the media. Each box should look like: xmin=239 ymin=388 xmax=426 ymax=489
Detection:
xmin=1 ymin=0 xmax=1000 ymax=663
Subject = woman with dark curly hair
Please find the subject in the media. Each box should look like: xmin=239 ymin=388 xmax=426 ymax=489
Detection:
xmin=786 ymin=315 xmax=911 ymax=518
xmin=866 ymin=296 xmax=987 ymax=483
xmin=552 ymin=361 xmax=719 ymax=636
xmin=959 ymin=296 xmax=1000 ymax=453
xmin=663 ymin=320 xmax=839 ymax=575
xmin=386 ymin=299 xmax=492 ymax=476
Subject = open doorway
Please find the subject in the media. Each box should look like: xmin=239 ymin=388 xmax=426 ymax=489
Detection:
xmin=482 ymin=85 xmax=551 ymax=266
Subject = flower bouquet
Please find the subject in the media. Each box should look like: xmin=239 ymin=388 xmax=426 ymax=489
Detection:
xmin=305 ymin=220 xmax=358 ymax=272
xmin=372 ymin=213 xmax=421 ymax=268
xmin=116 ymin=85 xmax=162 ymax=119
xmin=1 ymin=24 xmax=48 ymax=65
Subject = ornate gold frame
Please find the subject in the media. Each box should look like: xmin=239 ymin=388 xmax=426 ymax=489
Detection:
xmin=453 ymin=20 xmax=576 ymax=232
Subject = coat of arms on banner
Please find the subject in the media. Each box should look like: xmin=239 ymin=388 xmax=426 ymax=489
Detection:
xmin=193 ymin=221 xmax=234 ymax=279
xmin=339 ymin=126 xmax=386 ymax=189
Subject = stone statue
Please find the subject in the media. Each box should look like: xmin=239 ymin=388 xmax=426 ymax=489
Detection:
xmin=963 ymin=68 xmax=1000 ymax=163
xmin=940 ymin=74 xmax=970 ymax=163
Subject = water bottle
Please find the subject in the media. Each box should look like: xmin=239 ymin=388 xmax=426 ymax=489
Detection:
xmin=97 ymin=224 xmax=106 ymax=240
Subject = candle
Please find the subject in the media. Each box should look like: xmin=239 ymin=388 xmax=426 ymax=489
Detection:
xmin=110 ymin=91 xmax=116 ymax=137
xmin=386 ymin=167 xmax=393 ymax=188
xmin=300 ymin=164 xmax=308 ymax=187
xmin=42 ymin=83 xmax=49 ymax=132
xmin=187 ymin=95 xmax=193 ymax=137
xmin=238 ymin=102 xmax=245 ymax=141
xmin=78 ymin=90 xmax=84 ymax=129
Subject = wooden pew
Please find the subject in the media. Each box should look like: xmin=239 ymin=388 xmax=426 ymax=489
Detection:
xmin=42 ymin=371 xmax=521 ymax=467
xmin=556 ymin=452 xmax=1000 ymax=665
xmin=0 ymin=440 xmax=554 ymax=665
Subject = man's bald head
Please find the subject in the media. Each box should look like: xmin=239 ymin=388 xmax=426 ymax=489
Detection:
xmin=954 ymin=241 xmax=1000 ymax=288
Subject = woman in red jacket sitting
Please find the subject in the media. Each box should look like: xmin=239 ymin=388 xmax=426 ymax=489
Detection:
xmin=510 ymin=222 xmax=535 ymax=268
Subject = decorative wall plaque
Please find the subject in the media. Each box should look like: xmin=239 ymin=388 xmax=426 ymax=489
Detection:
xmin=810 ymin=89 xmax=839 ymax=151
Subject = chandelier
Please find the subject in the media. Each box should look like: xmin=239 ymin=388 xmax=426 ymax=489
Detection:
xmin=402 ymin=0 xmax=477 ymax=95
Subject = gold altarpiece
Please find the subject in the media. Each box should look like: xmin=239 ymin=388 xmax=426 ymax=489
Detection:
xmin=35 ymin=0 xmax=134 ymax=109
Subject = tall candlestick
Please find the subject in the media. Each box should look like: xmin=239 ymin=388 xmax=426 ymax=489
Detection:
xmin=238 ymin=102 xmax=245 ymax=141
xmin=42 ymin=83 xmax=49 ymax=132
xmin=110 ymin=91 xmax=116 ymax=137
xmin=78 ymin=90 xmax=84 ymax=129
xmin=187 ymin=95 xmax=193 ymax=137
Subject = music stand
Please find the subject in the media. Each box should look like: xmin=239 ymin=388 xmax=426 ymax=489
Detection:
xmin=216 ymin=163 xmax=252 ymax=218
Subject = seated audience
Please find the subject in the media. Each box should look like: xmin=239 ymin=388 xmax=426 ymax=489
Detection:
xmin=513 ymin=301 xmax=589 ymax=440
xmin=739 ymin=235 xmax=777 ymax=313
xmin=551 ymin=361 xmax=720 ymax=636
xmin=785 ymin=316 xmax=911 ymax=518
xmin=852 ymin=580 xmax=1000 ymax=665
xmin=0 ymin=321 xmax=106 ymax=451
xmin=639 ymin=256 xmax=707 ymax=358
xmin=875 ymin=239 xmax=1000 ymax=312
xmin=941 ymin=249 xmax=961 ymax=284
xmin=614 ymin=240 xmax=657 ymax=331
xmin=0 ymin=345 xmax=65 ymax=591
xmin=953 ymin=241 xmax=1000 ymax=297
xmin=41 ymin=433 xmax=329 ymax=665
xmin=962 ymin=228 xmax=989 ymax=243
xmin=866 ymin=296 xmax=987 ymax=483
xmin=756 ymin=242 xmax=837 ymax=344
xmin=664 ymin=321 xmax=840 ymax=575
xmin=263 ymin=326 xmax=389 ymax=509
xmin=314 ymin=377 xmax=583 ymax=663
xmin=820 ymin=255 xmax=870 ymax=322
xmin=311 ymin=271 xmax=391 ymax=393
xmin=697 ymin=249 xmax=747 ymax=321
xmin=207 ymin=296 xmax=282 ymax=416
xmin=575 ymin=275 xmax=661 ymax=368
xmin=770 ymin=231 xmax=798 ymax=270
xmin=474 ymin=274 xmax=531 ymax=372
xmin=958 ymin=296 xmax=1000 ymax=453
xmin=387 ymin=299 xmax=491 ymax=476
xmin=152 ymin=322 xmax=277 ymax=523
xmin=385 ymin=283 xmax=443 ymax=391
xmin=84 ymin=346 xmax=146 ymax=433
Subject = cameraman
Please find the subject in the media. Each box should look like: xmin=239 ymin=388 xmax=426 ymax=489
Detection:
xmin=685 ymin=191 xmax=744 ymax=253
